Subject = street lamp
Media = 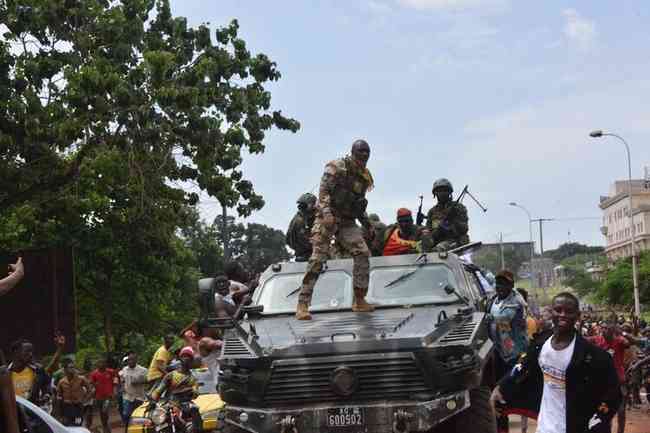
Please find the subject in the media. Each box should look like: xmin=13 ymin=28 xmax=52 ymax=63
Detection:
xmin=589 ymin=130 xmax=641 ymax=317
xmin=509 ymin=202 xmax=535 ymax=290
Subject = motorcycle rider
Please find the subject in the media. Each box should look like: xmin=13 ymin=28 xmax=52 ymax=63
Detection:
xmin=150 ymin=346 xmax=201 ymax=432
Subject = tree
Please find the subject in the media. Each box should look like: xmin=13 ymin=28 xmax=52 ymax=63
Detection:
xmin=213 ymin=217 xmax=291 ymax=274
xmin=597 ymin=251 xmax=650 ymax=306
xmin=0 ymin=0 xmax=299 ymax=350
xmin=545 ymin=243 xmax=604 ymax=262
xmin=1 ymin=0 xmax=298 ymax=216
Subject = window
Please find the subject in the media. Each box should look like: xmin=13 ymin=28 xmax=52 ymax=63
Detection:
xmin=18 ymin=404 xmax=53 ymax=433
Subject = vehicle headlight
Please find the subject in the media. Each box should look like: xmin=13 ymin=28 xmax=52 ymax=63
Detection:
xmin=150 ymin=407 xmax=167 ymax=425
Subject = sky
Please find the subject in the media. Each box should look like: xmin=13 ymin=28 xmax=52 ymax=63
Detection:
xmin=170 ymin=0 xmax=650 ymax=252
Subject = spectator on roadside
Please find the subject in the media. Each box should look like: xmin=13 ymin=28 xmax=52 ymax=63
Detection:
xmin=487 ymin=270 xmax=528 ymax=432
xmin=51 ymin=357 xmax=74 ymax=421
xmin=119 ymin=351 xmax=147 ymax=432
xmin=486 ymin=270 xmax=529 ymax=433
xmin=0 ymin=257 xmax=24 ymax=296
xmin=57 ymin=361 xmax=91 ymax=426
xmin=81 ymin=357 xmax=95 ymax=429
xmin=198 ymin=336 xmax=223 ymax=389
xmin=491 ymin=292 xmax=622 ymax=433
xmin=88 ymin=357 xmax=118 ymax=433
xmin=588 ymin=321 xmax=631 ymax=433
xmin=9 ymin=334 xmax=66 ymax=408
xmin=147 ymin=334 xmax=175 ymax=387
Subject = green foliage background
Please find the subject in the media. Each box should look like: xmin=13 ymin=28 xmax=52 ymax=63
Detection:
xmin=0 ymin=0 xmax=297 ymax=361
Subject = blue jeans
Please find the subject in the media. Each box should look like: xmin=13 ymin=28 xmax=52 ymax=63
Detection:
xmin=122 ymin=399 xmax=143 ymax=427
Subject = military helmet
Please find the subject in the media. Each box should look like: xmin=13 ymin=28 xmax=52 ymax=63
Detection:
xmin=432 ymin=178 xmax=453 ymax=193
xmin=297 ymin=192 xmax=317 ymax=206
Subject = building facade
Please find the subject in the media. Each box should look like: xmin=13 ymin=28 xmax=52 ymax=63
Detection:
xmin=599 ymin=178 xmax=650 ymax=261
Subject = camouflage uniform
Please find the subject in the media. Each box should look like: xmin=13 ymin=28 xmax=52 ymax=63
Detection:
xmin=286 ymin=211 xmax=314 ymax=262
xmin=426 ymin=201 xmax=469 ymax=251
xmin=298 ymin=156 xmax=373 ymax=309
xmin=365 ymin=214 xmax=387 ymax=257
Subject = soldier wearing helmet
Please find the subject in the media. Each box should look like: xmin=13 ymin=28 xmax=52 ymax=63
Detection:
xmin=286 ymin=193 xmax=317 ymax=262
xmin=424 ymin=178 xmax=469 ymax=251
xmin=295 ymin=139 xmax=376 ymax=320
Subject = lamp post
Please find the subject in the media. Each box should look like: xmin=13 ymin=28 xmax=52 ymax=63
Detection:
xmin=589 ymin=130 xmax=640 ymax=317
xmin=509 ymin=202 xmax=535 ymax=289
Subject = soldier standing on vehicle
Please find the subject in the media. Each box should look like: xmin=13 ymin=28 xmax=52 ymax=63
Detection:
xmin=286 ymin=193 xmax=317 ymax=262
xmin=296 ymin=139 xmax=376 ymax=320
xmin=424 ymin=178 xmax=469 ymax=251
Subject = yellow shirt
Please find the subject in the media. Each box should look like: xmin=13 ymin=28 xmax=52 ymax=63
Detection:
xmin=147 ymin=346 xmax=172 ymax=382
xmin=12 ymin=368 xmax=36 ymax=399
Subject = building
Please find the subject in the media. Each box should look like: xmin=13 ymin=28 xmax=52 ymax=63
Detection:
xmin=599 ymin=173 xmax=650 ymax=262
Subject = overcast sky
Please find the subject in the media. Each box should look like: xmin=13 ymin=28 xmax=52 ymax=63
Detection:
xmin=170 ymin=0 xmax=650 ymax=252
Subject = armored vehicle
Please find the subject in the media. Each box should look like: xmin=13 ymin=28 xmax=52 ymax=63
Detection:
xmin=205 ymin=247 xmax=496 ymax=433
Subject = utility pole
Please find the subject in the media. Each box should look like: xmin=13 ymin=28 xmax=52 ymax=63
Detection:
xmin=499 ymin=232 xmax=505 ymax=270
xmin=531 ymin=218 xmax=553 ymax=296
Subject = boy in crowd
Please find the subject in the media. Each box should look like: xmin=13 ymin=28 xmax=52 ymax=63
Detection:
xmin=57 ymin=361 xmax=91 ymax=426
xmin=491 ymin=292 xmax=622 ymax=433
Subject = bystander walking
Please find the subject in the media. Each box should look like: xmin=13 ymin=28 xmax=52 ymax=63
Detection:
xmin=57 ymin=361 xmax=91 ymax=426
xmin=119 ymin=351 xmax=147 ymax=432
xmin=88 ymin=358 xmax=117 ymax=433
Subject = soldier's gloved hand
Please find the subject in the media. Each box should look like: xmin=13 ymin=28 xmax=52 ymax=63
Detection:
xmin=322 ymin=209 xmax=335 ymax=228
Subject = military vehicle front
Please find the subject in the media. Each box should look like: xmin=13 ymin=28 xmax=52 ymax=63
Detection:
xmin=216 ymin=251 xmax=496 ymax=433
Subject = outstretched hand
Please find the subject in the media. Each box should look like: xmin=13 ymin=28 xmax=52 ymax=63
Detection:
xmin=8 ymin=257 xmax=24 ymax=275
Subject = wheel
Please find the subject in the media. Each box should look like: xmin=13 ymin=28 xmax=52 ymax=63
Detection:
xmin=433 ymin=387 xmax=496 ymax=433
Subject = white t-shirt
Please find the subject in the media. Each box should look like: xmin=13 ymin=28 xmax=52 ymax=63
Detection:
xmin=119 ymin=365 xmax=148 ymax=402
xmin=202 ymin=351 xmax=220 ymax=387
xmin=536 ymin=335 xmax=576 ymax=433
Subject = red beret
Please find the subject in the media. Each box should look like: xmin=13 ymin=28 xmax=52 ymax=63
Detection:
xmin=397 ymin=208 xmax=412 ymax=218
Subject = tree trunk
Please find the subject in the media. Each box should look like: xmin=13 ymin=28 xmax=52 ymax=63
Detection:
xmin=103 ymin=270 xmax=114 ymax=353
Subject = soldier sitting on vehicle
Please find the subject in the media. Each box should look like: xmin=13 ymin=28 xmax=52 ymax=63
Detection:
xmin=286 ymin=193 xmax=317 ymax=262
xmin=423 ymin=178 xmax=469 ymax=251
xmin=382 ymin=208 xmax=425 ymax=256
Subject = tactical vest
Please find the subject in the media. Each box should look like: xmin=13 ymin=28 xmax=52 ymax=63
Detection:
xmin=330 ymin=157 xmax=370 ymax=220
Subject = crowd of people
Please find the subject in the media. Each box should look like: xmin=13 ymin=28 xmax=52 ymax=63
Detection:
xmin=487 ymin=269 xmax=650 ymax=433
xmin=2 ymin=258 xmax=252 ymax=433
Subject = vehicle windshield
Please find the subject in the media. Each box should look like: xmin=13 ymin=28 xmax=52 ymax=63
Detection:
xmin=255 ymin=264 xmax=459 ymax=314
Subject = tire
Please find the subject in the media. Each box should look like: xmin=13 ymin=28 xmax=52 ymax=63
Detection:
xmin=433 ymin=387 xmax=496 ymax=433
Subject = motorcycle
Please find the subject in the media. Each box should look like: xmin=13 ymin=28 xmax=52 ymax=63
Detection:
xmin=145 ymin=393 xmax=202 ymax=433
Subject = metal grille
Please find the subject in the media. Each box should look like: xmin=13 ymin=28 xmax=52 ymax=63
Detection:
xmin=264 ymin=353 xmax=429 ymax=404
xmin=438 ymin=321 xmax=476 ymax=345
xmin=222 ymin=337 xmax=256 ymax=358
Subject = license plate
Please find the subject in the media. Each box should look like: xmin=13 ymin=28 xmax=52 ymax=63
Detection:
xmin=327 ymin=407 xmax=364 ymax=427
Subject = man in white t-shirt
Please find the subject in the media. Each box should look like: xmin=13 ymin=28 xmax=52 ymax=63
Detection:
xmin=119 ymin=352 xmax=148 ymax=432
xmin=491 ymin=292 xmax=621 ymax=433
